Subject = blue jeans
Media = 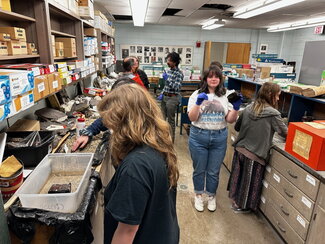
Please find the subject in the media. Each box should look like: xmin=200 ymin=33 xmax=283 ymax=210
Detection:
xmin=189 ymin=126 xmax=228 ymax=196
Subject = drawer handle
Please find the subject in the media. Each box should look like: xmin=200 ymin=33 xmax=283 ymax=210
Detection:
xmin=284 ymin=189 xmax=294 ymax=198
xmin=287 ymin=170 xmax=298 ymax=179
xmin=276 ymin=221 xmax=286 ymax=233
xmin=280 ymin=205 xmax=289 ymax=216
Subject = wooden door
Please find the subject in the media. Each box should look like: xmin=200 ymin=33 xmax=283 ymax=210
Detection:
xmin=203 ymin=41 xmax=212 ymax=71
xmin=226 ymin=43 xmax=251 ymax=64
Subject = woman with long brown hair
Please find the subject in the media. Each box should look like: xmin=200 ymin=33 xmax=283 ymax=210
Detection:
xmin=98 ymin=83 xmax=179 ymax=244
xmin=187 ymin=66 xmax=242 ymax=212
xmin=228 ymin=82 xmax=287 ymax=213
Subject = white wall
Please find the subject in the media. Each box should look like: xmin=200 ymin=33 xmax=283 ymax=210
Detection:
xmin=115 ymin=23 xmax=325 ymax=80
xmin=281 ymin=27 xmax=325 ymax=80
xmin=114 ymin=23 xmax=283 ymax=70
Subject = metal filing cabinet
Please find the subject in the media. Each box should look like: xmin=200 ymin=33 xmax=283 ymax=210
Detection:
xmin=260 ymin=148 xmax=324 ymax=244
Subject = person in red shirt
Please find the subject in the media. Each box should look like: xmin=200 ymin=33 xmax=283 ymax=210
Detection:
xmin=122 ymin=57 xmax=145 ymax=88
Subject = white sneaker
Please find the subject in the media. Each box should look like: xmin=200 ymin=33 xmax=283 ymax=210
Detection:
xmin=194 ymin=195 xmax=204 ymax=212
xmin=207 ymin=196 xmax=216 ymax=212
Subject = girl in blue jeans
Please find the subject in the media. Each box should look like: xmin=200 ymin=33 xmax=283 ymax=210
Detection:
xmin=187 ymin=67 xmax=242 ymax=212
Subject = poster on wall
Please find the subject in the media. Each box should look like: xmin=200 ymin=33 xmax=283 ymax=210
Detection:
xmin=120 ymin=44 xmax=193 ymax=65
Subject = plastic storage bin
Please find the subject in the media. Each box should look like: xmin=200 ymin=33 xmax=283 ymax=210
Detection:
xmin=16 ymin=153 xmax=94 ymax=213
xmin=4 ymin=131 xmax=55 ymax=167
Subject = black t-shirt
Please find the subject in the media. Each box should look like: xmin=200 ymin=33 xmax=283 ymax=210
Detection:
xmin=104 ymin=145 xmax=179 ymax=244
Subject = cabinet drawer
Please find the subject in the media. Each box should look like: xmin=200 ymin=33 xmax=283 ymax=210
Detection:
xmin=260 ymin=180 xmax=271 ymax=214
xmin=269 ymin=149 xmax=320 ymax=201
xmin=317 ymin=183 xmax=325 ymax=210
xmin=265 ymin=203 xmax=304 ymax=244
xmin=266 ymin=184 xmax=309 ymax=240
xmin=265 ymin=167 xmax=315 ymax=220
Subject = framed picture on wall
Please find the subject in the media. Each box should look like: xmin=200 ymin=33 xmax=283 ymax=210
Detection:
xmin=260 ymin=44 xmax=268 ymax=54
xmin=120 ymin=44 xmax=193 ymax=65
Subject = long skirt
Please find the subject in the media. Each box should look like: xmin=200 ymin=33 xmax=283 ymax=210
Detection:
xmin=227 ymin=150 xmax=265 ymax=211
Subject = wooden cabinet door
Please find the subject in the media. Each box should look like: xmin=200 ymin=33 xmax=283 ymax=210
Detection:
xmin=203 ymin=41 xmax=212 ymax=71
xmin=307 ymin=205 xmax=325 ymax=243
xmin=226 ymin=43 xmax=251 ymax=64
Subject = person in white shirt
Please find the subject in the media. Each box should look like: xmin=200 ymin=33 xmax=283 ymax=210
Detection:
xmin=187 ymin=66 xmax=242 ymax=212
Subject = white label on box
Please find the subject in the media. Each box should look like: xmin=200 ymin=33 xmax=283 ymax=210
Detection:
xmin=31 ymin=67 xmax=40 ymax=76
xmin=262 ymin=180 xmax=268 ymax=188
xmin=0 ymin=89 xmax=4 ymax=101
xmin=306 ymin=174 xmax=316 ymax=186
xmin=49 ymin=65 xmax=55 ymax=73
xmin=273 ymin=173 xmax=281 ymax=183
xmin=53 ymin=80 xmax=59 ymax=89
xmin=266 ymin=166 xmax=271 ymax=173
xmin=261 ymin=196 xmax=266 ymax=204
xmin=301 ymin=196 xmax=312 ymax=209
xmin=296 ymin=215 xmax=306 ymax=228
xmin=89 ymin=90 xmax=96 ymax=95
xmin=21 ymin=95 xmax=30 ymax=108
xmin=38 ymin=82 xmax=45 ymax=92
xmin=11 ymin=80 xmax=21 ymax=96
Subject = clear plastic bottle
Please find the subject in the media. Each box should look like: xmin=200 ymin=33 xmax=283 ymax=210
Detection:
xmin=76 ymin=118 xmax=86 ymax=137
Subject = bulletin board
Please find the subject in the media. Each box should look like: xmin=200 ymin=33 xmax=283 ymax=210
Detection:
xmin=120 ymin=44 xmax=193 ymax=65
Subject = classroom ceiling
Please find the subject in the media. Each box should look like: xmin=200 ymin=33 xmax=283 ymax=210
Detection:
xmin=96 ymin=0 xmax=325 ymax=29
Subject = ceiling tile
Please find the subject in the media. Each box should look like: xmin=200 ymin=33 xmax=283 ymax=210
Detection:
xmin=169 ymin=0 xmax=209 ymax=9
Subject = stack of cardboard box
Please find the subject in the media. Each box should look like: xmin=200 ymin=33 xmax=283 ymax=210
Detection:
xmin=56 ymin=37 xmax=76 ymax=57
xmin=0 ymin=27 xmax=28 ymax=56
xmin=78 ymin=0 xmax=94 ymax=20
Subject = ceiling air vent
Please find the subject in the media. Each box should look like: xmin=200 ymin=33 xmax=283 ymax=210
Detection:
xmin=113 ymin=15 xmax=133 ymax=21
xmin=200 ymin=4 xmax=232 ymax=11
xmin=162 ymin=8 xmax=182 ymax=16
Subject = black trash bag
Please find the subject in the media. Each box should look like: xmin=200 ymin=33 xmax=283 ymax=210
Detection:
xmin=7 ymin=214 xmax=35 ymax=244
xmin=8 ymin=171 xmax=102 ymax=244
xmin=92 ymin=131 xmax=111 ymax=167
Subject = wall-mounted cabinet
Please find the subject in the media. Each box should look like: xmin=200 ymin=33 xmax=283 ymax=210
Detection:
xmin=228 ymin=77 xmax=325 ymax=122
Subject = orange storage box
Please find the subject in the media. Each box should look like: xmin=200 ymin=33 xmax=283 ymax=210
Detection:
xmin=285 ymin=121 xmax=325 ymax=171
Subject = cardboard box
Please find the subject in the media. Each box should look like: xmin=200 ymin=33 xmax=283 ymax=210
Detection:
xmin=78 ymin=0 xmax=93 ymax=6
xmin=55 ymin=42 xmax=64 ymax=49
xmin=27 ymin=43 xmax=35 ymax=49
xmin=7 ymin=40 xmax=21 ymax=55
xmin=12 ymin=91 xmax=34 ymax=113
xmin=0 ymin=33 xmax=10 ymax=42
xmin=55 ymin=38 xmax=76 ymax=48
xmin=20 ymin=41 xmax=28 ymax=55
xmin=1 ymin=0 xmax=11 ymax=12
xmin=285 ymin=121 xmax=325 ymax=171
xmin=255 ymin=66 xmax=271 ymax=79
xmin=33 ymin=75 xmax=50 ymax=101
xmin=68 ymin=60 xmax=84 ymax=69
xmin=0 ymin=69 xmax=34 ymax=96
xmin=235 ymin=68 xmax=254 ymax=78
xmin=63 ymin=47 xmax=77 ymax=57
xmin=7 ymin=119 xmax=40 ymax=131
xmin=69 ymin=0 xmax=79 ymax=15
xmin=0 ymin=102 xmax=10 ymax=121
xmin=48 ymin=73 xmax=62 ymax=94
xmin=0 ymin=64 xmax=46 ymax=76
xmin=0 ymin=42 xmax=8 ymax=56
xmin=0 ymin=27 xmax=26 ymax=41
xmin=79 ymin=5 xmax=94 ymax=20
xmin=55 ymin=49 xmax=64 ymax=57
xmin=84 ymin=28 xmax=97 ymax=37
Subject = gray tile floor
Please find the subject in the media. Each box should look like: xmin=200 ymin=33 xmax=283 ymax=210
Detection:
xmin=174 ymin=125 xmax=283 ymax=244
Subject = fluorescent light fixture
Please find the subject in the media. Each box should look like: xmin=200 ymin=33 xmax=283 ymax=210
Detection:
xmin=129 ymin=0 xmax=149 ymax=27
xmin=234 ymin=0 xmax=305 ymax=19
xmin=202 ymin=19 xmax=225 ymax=30
xmin=267 ymin=16 xmax=325 ymax=32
